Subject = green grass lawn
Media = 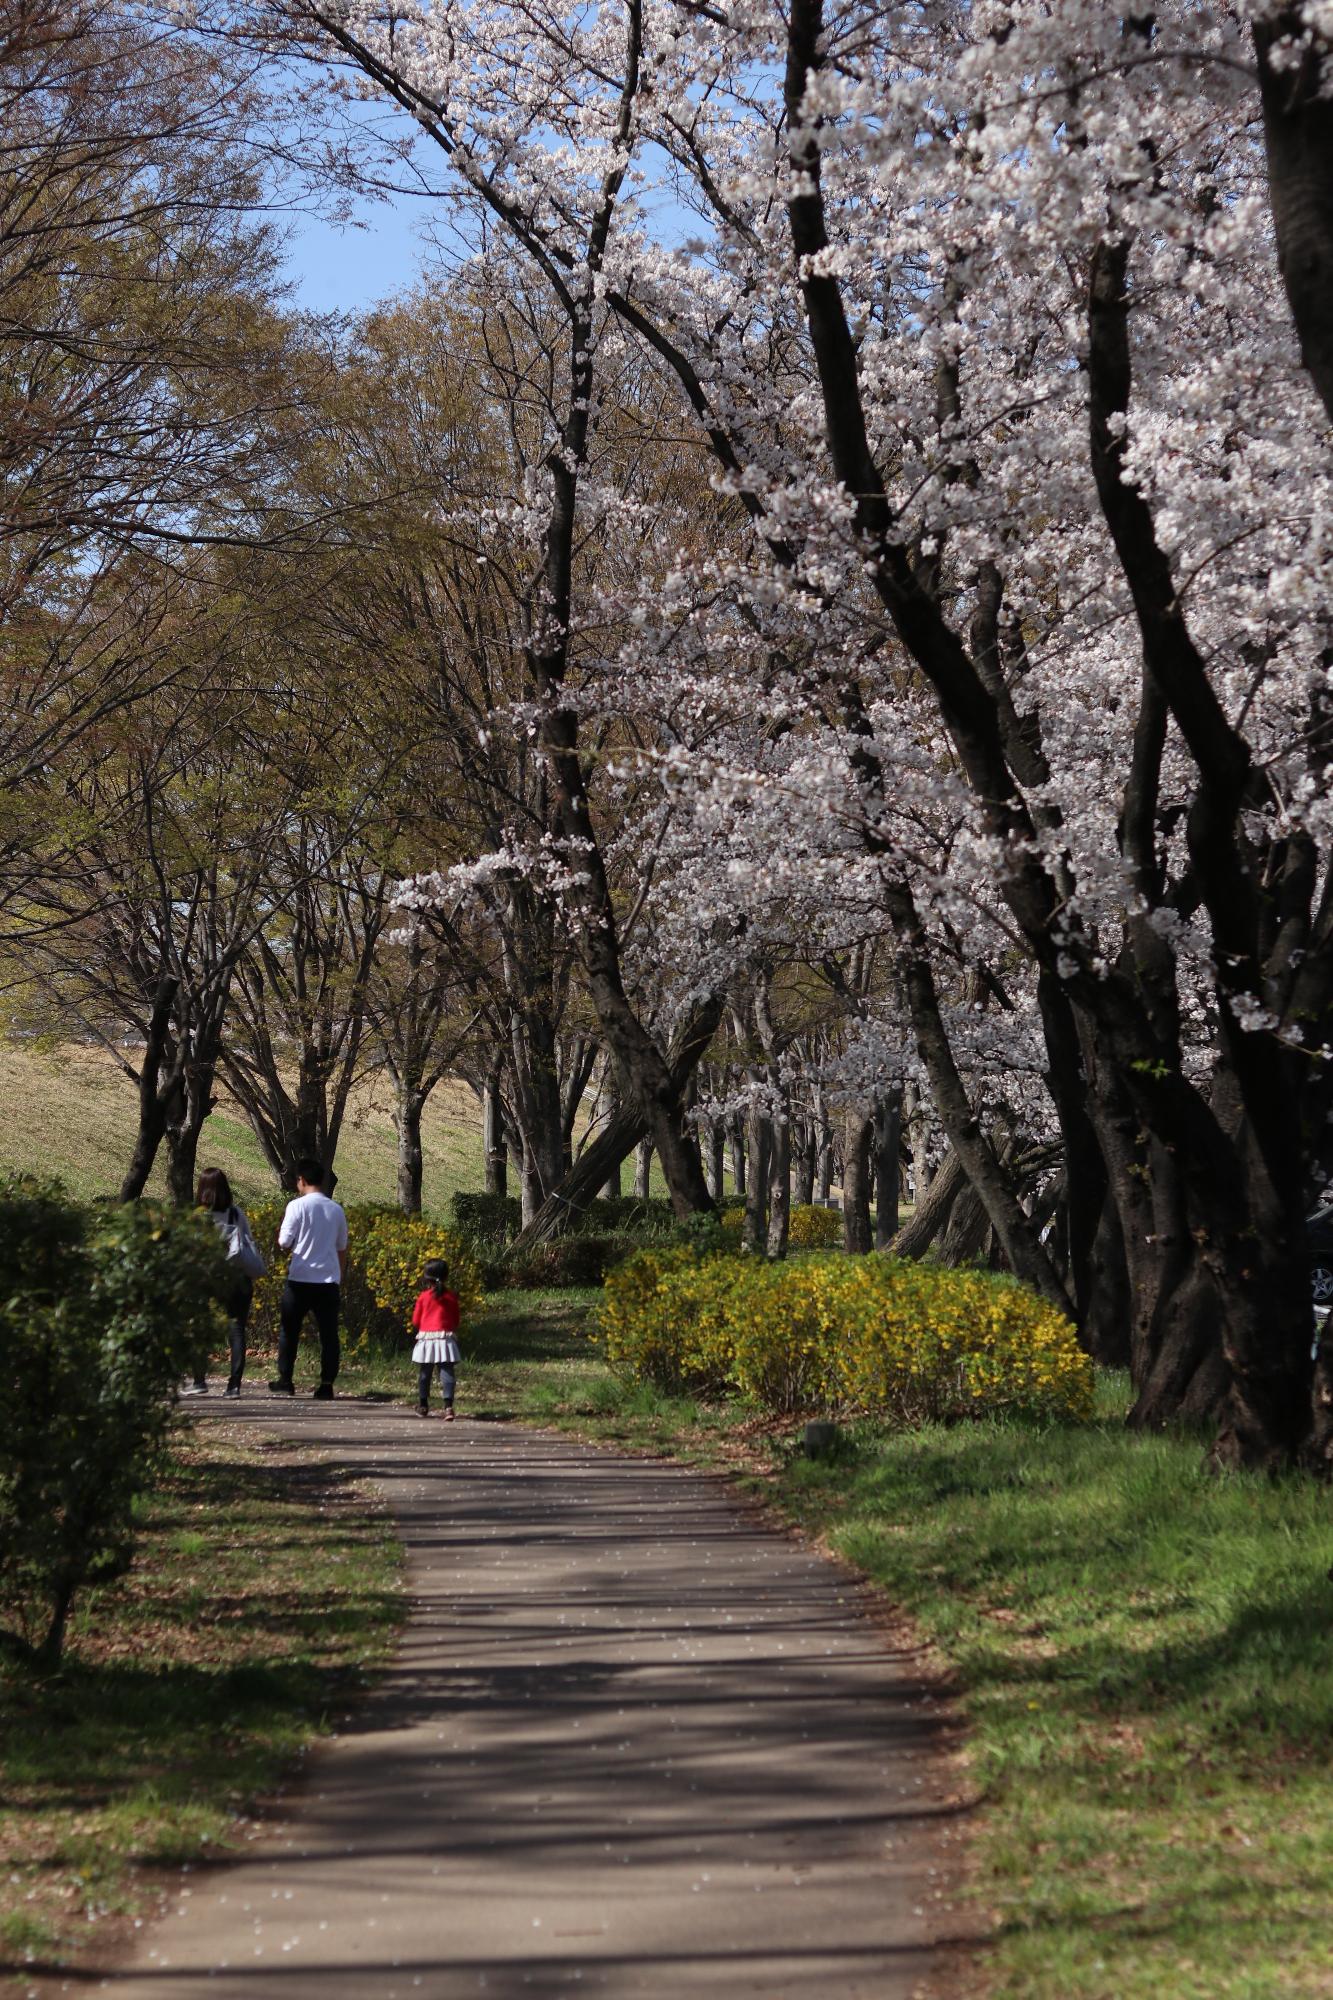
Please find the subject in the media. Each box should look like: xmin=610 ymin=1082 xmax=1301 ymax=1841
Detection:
xmin=435 ymin=1303 xmax=1333 ymax=2000
xmin=0 ymin=1423 xmax=402 ymax=1985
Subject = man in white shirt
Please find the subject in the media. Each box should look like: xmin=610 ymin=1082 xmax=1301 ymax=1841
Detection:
xmin=270 ymin=1158 xmax=348 ymax=1399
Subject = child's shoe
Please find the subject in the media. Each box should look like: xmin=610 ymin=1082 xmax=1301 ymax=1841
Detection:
xmin=416 ymin=1402 xmax=431 ymax=1418
xmin=442 ymin=1405 xmax=455 ymax=1421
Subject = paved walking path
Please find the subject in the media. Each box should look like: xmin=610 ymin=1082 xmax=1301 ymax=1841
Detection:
xmin=94 ymin=1397 xmax=963 ymax=2000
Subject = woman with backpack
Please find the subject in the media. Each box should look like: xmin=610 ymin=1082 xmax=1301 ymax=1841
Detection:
xmin=186 ymin=1167 xmax=266 ymax=1398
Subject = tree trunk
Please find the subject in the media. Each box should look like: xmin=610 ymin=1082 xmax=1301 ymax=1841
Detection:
xmin=937 ymin=1179 xmax=990 ymax=1266
xmin=519 ymin=1141 xmax=544 ymax=1229
xmin=793 ymin=1115 xmax=815 ymax=1205
xmin=394 ymin=1083 xmax=427 ymax=1215
xmin=164 ymin=1058 xmax=217 ymax=1209
xmin=816 ymin=1098 xmax=833 ymax=1203
xmin=36 ymin=1575 xmax=76 ymax=1673
xmin=744 ymin=1103 xmax=771 ymax=1254
xmin=119 ymin=976 xmax=181 ymax=1202
xmin=729 ymin=1115 xmax=746 ymax=1196
xmin=889 ymin=1150 xmax=965 ymax=1258
xmin=634 ymin=1138 xmax=653 ymax=1200
xmin=842 ymin=1108 xmax=875 ymax=1254
xmin=767 ymin=1108 xmax=791 ymax=1258
xmin=1083 ymin=1184 xmax=1131 ymax=1369
xmin=483 ymin=1070 xmax=507 ymax=1197
xmin=1254 ymin=11 xmax=1333 ymax=428
xmin=510 ymin=1105 xmax=646 ymax=1252
xmin=906 ymin=1082 xmax=934 ymax=1205
xmin=597 ymin=1059 xmax=622 ymax=1197
xmin=874 ymin=1092 xmax=902 ymax=1248
xmin=704 ymin=1118 xmax=726 ymax=1200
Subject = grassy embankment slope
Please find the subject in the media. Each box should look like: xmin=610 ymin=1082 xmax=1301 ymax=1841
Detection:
xmin=0 ymin=1042 xmax=682 ymax=1212
xmin=0 ymin=1043 xmax=485 ymax=1210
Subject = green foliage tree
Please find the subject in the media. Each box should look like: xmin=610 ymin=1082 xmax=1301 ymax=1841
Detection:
xmin=0 ymin=1176 xmax=229 ymax=1670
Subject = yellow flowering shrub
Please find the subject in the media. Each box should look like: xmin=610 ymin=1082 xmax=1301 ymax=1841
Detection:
xmin=598 ymin=1247 xmax=1093 ymax=1425
xmin=786 ymin=1204 xmax=844 ymax=1249
xmin=716 ymin=1204 xmax=842 ymax=1248
xmin=599 ymin=1245 xmax=744 ymax=1394
xmin=347 ymin=1209 xmax=483 ymax=1324
xmin=235 ymin=1201 xmax=482 ymax=1354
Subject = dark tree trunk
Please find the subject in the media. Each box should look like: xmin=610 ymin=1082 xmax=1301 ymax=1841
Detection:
xmin=767 ymin=1109 xmax=791 ymax=1258
xmin=119 ymin=976 xmax=181 ymax=1203
xmin=743 ymin=1103 xmax=770 ymax=1253
xmin=890 ymin=1150 xmax=965 ymax=1258
xmin=1083 ymin=1185 xmax=1131 ymax=1369
xmin=1254 ymin=12 xmax=1333 ymax=427
xmin=483 ymin=1071 xmax=507 ymax=1197
xmin=37 ymin=1574 xmax=76 ymax=1672
xmin=730 ymin=1116 xmax=746 ymax=1196
xmin=1038 ymin=970 xmax=1113 ymax=1331
xmin=842 ymin=1109 xmax=875 ymax=1254
xmin=874 ymin=1093 xmax=902 ymax=1248
xmin=164 ymin=1058 xmax=217 ymax=1209
xmin=936 ymin=1179 xmax=990 ymax=1266
xmin=394 ymin=1082 xmax=428 ymax=1215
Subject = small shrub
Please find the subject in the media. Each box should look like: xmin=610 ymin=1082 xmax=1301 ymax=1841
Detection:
xmin=494 ymin=1231 xmax=642 ymax=1291
xmin=787 ymin=1203 xmax=844 ymax=1249
xmin=571 ymin=1196 xmax=674 ymax=1237
xmin=599 ymin=1244 xmax=744 ymax=1394
xmin=451 ymin=1190 xmax=521 ymax=1246
xmin=349 ymin=1208 xmax=484 ymax=1333
xmin=0 ymin=1176 xmax=230 ymax=1668
xmin=597 ymin=1245 xmax=1093 ymax=1424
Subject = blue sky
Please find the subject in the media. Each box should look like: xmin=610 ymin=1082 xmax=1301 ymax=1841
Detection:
xmin=280 ymin=187 xmax=442 ymax=313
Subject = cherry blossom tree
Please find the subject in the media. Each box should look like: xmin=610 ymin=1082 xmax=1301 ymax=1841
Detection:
xmin=220 ymin=0 xmax=1333 ymax=1466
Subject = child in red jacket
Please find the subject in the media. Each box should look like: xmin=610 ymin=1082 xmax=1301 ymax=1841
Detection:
xmin=411 ymin=1259 xmax=461 ymax=1419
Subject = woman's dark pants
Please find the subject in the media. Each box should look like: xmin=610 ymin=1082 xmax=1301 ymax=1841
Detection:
xmin=194 ymin=1275 xmax=252 ymax=1390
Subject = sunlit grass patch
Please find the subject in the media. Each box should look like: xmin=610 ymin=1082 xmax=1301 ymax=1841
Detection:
xmin=510 ymin=1331 xmax=1333 ymax=1999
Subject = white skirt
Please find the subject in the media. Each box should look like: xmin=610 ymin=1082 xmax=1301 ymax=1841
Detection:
xmin=412 ymin=1334 xmax=460 ymax=1364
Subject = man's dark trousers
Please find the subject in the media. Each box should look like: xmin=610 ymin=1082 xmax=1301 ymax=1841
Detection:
xmin=277 ymin=1281 xmax=340 ymax=1386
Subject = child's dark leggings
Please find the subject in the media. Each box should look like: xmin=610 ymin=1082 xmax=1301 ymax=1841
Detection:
xmin=418 ymin=1361 xmax=455 ymax=1408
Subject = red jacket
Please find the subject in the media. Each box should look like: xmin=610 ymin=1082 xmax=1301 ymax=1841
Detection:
xmin=412 ymin=1287 xmax=461 ymax=1334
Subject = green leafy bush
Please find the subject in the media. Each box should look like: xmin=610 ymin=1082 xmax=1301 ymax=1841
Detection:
xmin=488 ymin=1231 xmax=641 ymax=1292
xmin=451 ymin=1190 xmax=521 ymax=1246
xmin=598 ymin=1245 xmax=1093 ymax=1423
xmin=0 ymin=1176 xmax=229 ymax=1668
xmin=570 ymin=1195 xmax=674 ymax=1237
